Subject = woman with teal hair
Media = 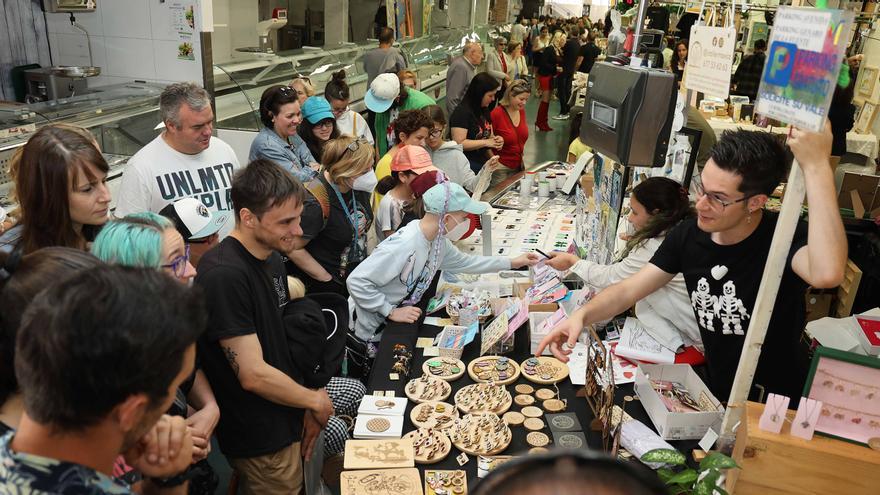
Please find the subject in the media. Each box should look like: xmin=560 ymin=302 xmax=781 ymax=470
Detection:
xmin=92 ymin=212 xmax=196 ymax=283
xmin=91 ymin=211 xmax=218 ymax=473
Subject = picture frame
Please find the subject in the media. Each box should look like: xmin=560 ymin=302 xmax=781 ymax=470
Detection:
xmin=857 ymin=66 xmax=878 ymax=99
xmin=854 ymin=99 xmax=878 ymax=134
xmin=802 ymin=346 xmax=880 ymax=447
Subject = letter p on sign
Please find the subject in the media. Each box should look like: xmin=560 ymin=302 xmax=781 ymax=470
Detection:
xmin=763 ymin=41 xmax=797 ymax=86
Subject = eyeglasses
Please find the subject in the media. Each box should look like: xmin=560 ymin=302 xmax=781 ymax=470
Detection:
xmin=315 ymin=120 xmax=335 ymax=129
xmin=694 ymin=179 xmax=750 ymax=210
xmin=429 ymin=128 xmax=443 ymax=138
xmin=290 ymin=75 xmax=312 ymax=85
xmin=278 ymin=86 xmax=296 ymax=97
xmin=331 ymin=105 xmax=350 ymax=116
xmin=161 ymin=245 xmax=191 ymax=278
xmin=345 ymin=138 xmax=371 ymax=154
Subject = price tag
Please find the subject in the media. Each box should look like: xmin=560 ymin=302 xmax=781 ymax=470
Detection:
xmin=456 ymin=452 xmax=470 ymax=466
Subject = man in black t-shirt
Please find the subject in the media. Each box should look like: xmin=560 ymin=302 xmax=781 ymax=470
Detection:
xmin=554 ymin=26 xmax=582 ymax=120
xmin=196 ymin=159 xmax=334 ymax=495
xmin=538 ymin=126 xmax=847 ymax=402
xmin=575 ymin=32 xmax=602 ymax=74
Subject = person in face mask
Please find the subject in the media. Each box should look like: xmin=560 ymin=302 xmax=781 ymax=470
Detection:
xmin=290 ymin=136 xmax=376 ymax=296
xmin=346 ymin=178 xmax=539 ymax=368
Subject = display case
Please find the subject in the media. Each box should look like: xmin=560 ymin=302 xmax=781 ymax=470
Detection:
xmin=0 ymin=82 xmax=165 ymax=210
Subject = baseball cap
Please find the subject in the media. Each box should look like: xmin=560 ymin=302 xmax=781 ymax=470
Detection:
xmin=365 ymin=73 xmax=401 ymax=113
xmin=391 ymin=145 xmax=438 ymax=173
xmin=301 ymin=96 xmax=335 ymax=124
xmin=410 ymin=170 xmax=445 ymax=199
xmin=159 ymin=198 xmax=228 ymax=240
xmin=423 ymin=181 xmax=488 ymax=215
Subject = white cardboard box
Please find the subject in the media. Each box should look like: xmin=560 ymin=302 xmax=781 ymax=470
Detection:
xmin=634 ymin=364 xmax=725 ymax=441
xmin=852 ymin=313 xmax=880 ymax=356
xmin=358 ymin=395 xmax=408 ymax=417
xmin=353 ymin=413 xmax=405 ymax=439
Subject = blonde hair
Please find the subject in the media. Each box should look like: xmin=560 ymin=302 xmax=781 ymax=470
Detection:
xmin=287 ymin=276 xmax=306 ymax=299
xmin=551 ymin=32 xmax=566 ymax=49
xmin=321 ymin=136 xmax=375 ymax=185
xmin=290 ymin=76 xmax=315 ymax=98
xmin=500 ymin=79 xmax=531 ymax=107
xmin=398 ymin=69 xmax=418 ymax=87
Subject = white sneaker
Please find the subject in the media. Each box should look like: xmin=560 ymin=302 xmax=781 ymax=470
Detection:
xmin=552 ymin=114 xmax=570 ymax=120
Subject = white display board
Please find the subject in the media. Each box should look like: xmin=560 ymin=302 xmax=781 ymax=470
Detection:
xmin=685 ymin=26 xmax=736 ymax=99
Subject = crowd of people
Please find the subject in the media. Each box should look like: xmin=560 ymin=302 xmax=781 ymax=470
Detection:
xmin=0 ymin=14 xmax=851 ymax=495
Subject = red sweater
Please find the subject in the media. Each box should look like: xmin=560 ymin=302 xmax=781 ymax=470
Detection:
xmin=490 ymin=106 xmax=529 ymax=170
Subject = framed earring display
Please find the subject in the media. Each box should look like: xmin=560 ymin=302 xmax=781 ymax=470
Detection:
xmin=854 ymin=99 xmax=878 ymax=134
xmin=803 ymin=346 xmax=880 ymax=446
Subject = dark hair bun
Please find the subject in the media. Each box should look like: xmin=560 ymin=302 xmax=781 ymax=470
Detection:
xmin=332 ymin=70 xmax=347 ymax=82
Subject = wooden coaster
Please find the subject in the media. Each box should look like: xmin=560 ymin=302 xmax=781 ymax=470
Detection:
xmin=529 ymin=447 xmax=549 ymax=455
xmin=523 ymin=417 xmax=545 ymax=431
xmin=343 ymin=439 xmax=415 ymax=469
xmin=405 ymin=374 xmax=452 ymax=404
xmin=535 ymin=388 xmax=556 ymax=401
xmin=403 ymin=428 xmax=452 ymax=464
xmin=520 ymin=356 xmax=570 ymax=384
xmin=410 ymin=401 xmax=459 ymax=430
xmin=425 ymin=470 xmax=468 ymax=495
xmin=515 ymin=384 xmax=535 ymax=395
xmin=454 ymin=382 xmax=512 ymax=415
xmin=467 ymin=356 xmax=521 ymax=385
xmin=514 ymin=394 xmax=535 ymax=406
xmin=448 ymin=413 xmax=512 ymax=456
xmin=543 ymin=399 xmax=566 ymax=413
xmin=521 ymin=406 xmax=543 ymax=418
xmin=423 ymin=357 xmax=466 ymax=382
xmin=367 ymin=417 xmax=391 ymax=433
xmin=526 ymin=431 xmax=551 ymax=448
xmin=502 ymin=411 xmax=525 ymax=426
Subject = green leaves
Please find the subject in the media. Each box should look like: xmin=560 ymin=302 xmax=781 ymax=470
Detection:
xmin=699 ymin=452 xmax=740 ymax=471
xmin=645 ymin=449 xmax=739 ymax=495
xmin=666 ymin=469 xmax=698 ymax=485
xmin=642 ymin=448 xmax=687 ymax=466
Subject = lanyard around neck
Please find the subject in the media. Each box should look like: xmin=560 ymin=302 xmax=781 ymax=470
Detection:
xmin=328 ymin=182 xmax=359 ymax=248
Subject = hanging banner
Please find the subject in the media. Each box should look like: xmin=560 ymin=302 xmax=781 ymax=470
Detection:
xmin=755 ymin=7 xmax=853 ymax=132
xmin=685 ymin=26 xmax=736 ymax=99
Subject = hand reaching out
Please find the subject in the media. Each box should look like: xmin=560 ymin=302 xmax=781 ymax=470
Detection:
xmin=545 ymin=252 xmax=579 ymax=271
xmin=389 ymin=306 xmax=422 ymax=323
xmin=511 ymin=252 xmax=540 ymax=269
xmin=535 ymin=317 xmax=585 ymax=362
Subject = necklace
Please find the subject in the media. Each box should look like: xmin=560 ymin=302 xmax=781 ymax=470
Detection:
xmin=800 ymin=399 xmax=819 ymax=429
xmin=768 ymin=396 xmax=785 ymax=423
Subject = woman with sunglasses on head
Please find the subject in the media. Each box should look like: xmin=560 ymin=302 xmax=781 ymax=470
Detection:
xmin=0 ymin=124 xmax=111 ymax=259
xmin=290 ymin=74 xmax=315 ymax=101
xmin=325 ymin=70 xmax=374 ymax=145
xmin=289 ymin=136 xmax=376 ymax=296
xmin=299 ymin=96 xmax=341 ymax=162
xmin=490 ymin=79 xmax=531 ymax=186
xmin=91 ymin=212 xmax=221 ymax=483
xmin=423 ymin=105 xmax=501 ymax=192
xmin=249 ymin=85 xmax=319 ymax=182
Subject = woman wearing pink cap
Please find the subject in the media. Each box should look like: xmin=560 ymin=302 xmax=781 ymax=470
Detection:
xmin=374 ymin=145 xmax=438 ymax=241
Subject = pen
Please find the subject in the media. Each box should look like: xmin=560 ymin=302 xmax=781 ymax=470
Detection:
xmin=535 ymin=249 xmax=552 ymax=259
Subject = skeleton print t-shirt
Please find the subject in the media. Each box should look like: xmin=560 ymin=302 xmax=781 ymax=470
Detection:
xmin=650 ymin=212 xmax=809 ymax=400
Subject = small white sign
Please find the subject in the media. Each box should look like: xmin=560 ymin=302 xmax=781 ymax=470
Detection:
xmin=685 ymin=26 xmax=737 ymax=99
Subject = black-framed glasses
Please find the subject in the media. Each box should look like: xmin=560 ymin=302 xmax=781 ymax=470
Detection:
xmin=694 ymin=179 xmax=750 ymax=210
xmin=345 ymin=139 xmax=370 ymax=154
xmin=161 ymin=245 xmax=191 ymax=277
xmin=429 ymin=128 xmax=443 ymax=138
xmin=290 ymin=74 xmax=312 ymax=85
xmin=315 ymin=120 xmax=335 ymax=129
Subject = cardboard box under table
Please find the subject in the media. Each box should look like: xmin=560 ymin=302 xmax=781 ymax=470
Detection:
xmin=727 ymin=401 xmax=880 ymax=495
xmin=634 ymin=364 xmax=724 ymax=440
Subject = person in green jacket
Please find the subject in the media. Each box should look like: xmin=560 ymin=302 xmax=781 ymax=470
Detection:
xmin=365 ymin=73 xmax=436 ymax=156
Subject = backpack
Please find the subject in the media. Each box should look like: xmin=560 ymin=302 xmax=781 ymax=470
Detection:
xmin=282 ymin=292 xmax=349 ymax=389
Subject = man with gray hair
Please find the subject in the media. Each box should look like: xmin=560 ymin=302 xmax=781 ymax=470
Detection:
xmin=116 ymin=82 xmax=241 ymax=237
xmin=445 ymin=41 xmax=483 ymax=116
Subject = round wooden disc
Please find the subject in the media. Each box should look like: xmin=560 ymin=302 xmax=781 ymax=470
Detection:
xmin=467 ymin=356 xmax=521 ymax=385
xmin=529 ymin=447 xmax=549 ymax=455
xmin=515 ymin=384 xmax=535 ymax=395
xmin=502 ymin=411 xmax=525 ymax=426
xmin=367 ymin=417 xmax=391 ymax=432
xmin=521 ymin=406 xmax=543 ymax=418
xmin=543 ymin=399 xmax=566 ymax=413
xmin=403 ymin=428 xmax=452 ymax=464
xmin=410 ymin=401 xmax=459 ymax=430
xmin=535 ymin=388 xmax=556 ymax=401
xmin=448 ymin=413 xmax=512 ymax=457
xmin=422 ymin=357 xmax=466 ymax=382
xmin=519 ymin=356 xmax=570 ymax=384
xmin=526 ymin=431 xmax=550 ymax=448
xmin=454 ymin=382 xmax=512 ymax=415
xmin=405 ymin=375 xmax=452 ymax=404
xmin=524 ymin=417 xmax=545 ymax=431
xmin=514 ymin=394 xmax=535 ymax=406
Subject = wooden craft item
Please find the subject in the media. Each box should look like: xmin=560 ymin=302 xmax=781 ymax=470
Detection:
xmin=403 ymin=428 xmax=452 ymax=464
xmin=523 ymin=417 xmax=545 ymax=431
xmin=527 ymin=431 xmax=551 ymax=448
xmin=405 ymin=374 xmax=452 ymax=404
xmin=515 ymin=384 xmax=535 ymax=395
xmin=410 ymin=401 xmax=459 ymax=430
xmin=425 ymin=470 xmax=468 ymax=495
xmin=448 ymin=413 xmax=512 ymax=456
xmin=423 ymin=357 xmax=466 ymax=382
xmin=521 ymin=406 xmax=543 ymax=418
xmin=543 ymin=399 xmax=566 ymax=413
xmin=502 ymin=411 xmax=525 ymax=426
xmin=454 ymin=382 xmax=512 ymax=414
xmin=520 ymin=356 xmax=570 ymax=384
xmin=514 ymin=394 xmax=535 ymax=406
xmin=340 ymin=468 xmax=423 ymax=495
xmin=367 ymin=417 xmax=391 ymax=433
xmin=535 ymin=388 xmax=556 ymax=401
xmin=467 ymin=356 xmax=521 ymax=385
xmin=343 ymin=439 xmax=416 ymax=470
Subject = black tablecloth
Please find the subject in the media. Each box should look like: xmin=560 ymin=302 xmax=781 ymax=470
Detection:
xmin=365 ymin=320 xmax=696 ymax=483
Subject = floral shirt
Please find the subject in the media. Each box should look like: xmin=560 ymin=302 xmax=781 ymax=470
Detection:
xmin=0 ymin=431 xmax=131 ymax=494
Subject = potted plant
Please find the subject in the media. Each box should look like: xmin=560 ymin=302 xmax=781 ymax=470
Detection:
xmin=640 ymin=448 xmax=739 ymax=495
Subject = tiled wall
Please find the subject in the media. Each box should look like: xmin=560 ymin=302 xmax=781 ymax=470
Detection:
xmin=45 ymin=0 xmax=204 ymax=88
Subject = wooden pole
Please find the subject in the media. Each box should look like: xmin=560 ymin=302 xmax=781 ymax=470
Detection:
xmin=717 ymin=160 xmax=806 ymax=450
